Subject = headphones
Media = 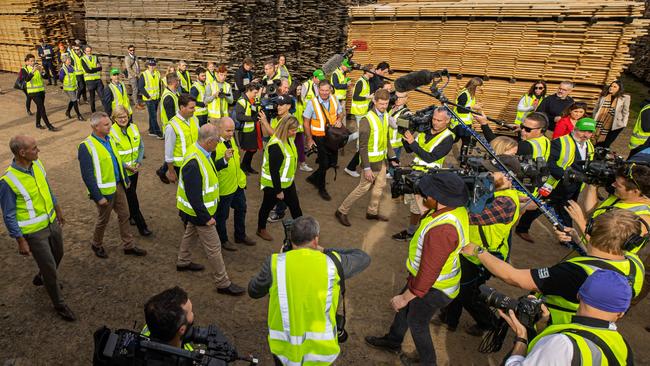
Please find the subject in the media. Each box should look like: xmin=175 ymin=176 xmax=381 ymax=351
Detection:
xmin=585 ymin=206 xmax=650 ymax=252
xmin=529 ymin=112 xmax=549 ymax=133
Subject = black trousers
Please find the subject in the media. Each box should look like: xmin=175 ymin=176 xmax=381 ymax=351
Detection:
xmin=346 ymin=151 xmax=360 ymax=171
xmin=241 ymin=150 xmax=256 ymax=171
xmin=23 ymin=88 xmax=33 ymax=112
xmin=386 ymin=287 xmax=452 ymax=366
xmin=30 ymin=91 xmax=52 ymax=128
xmin=439 ymin=256 xmax=497 ymax=330
xmin=257 ymin=183 xmax=302 ymax=230
xmin=42 ymin=61 xmax=57 ymax=84
xmin=595 ymin=128 xmax=623 ymax=149
xmin=197 ymin=115 xmax=208 ymax=127
xmin=125 ymin=172 xmax=148 ymax=231
xmin=76 ymin=74 xmax=87 ymax=102
xmin=308 ymin=136 xmax=338 ymax=191
xmin=86 ymin=79 xmax=104 ymax=112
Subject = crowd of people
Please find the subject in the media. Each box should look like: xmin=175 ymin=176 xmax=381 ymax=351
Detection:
xmin=3 ymin=38 xmax=650 ymax=366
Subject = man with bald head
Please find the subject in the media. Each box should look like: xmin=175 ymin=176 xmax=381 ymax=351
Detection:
xmin=0 ymin=135 xmax=76 ymax=321
xmin=213 ymin=117 xmax=256 ymax=251
xmin=176 ymin=123 xmax=245 ymax=296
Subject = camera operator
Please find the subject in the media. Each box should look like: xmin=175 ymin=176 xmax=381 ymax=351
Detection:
xmin=365 ymin=173 xmax=469 ymax=366
xmin=461 ymin=209 xmax=644 ymax=325
xmin=142 ymin=286 xmax=195 ymax=351
xmin=564 ymin=163 xmax=650 ymax=256
xmin=387 ymin=91 xmax=409 ymax=178
xmin=436 ymin=156 xmax=522 ymax=336
xmin=237 ymin=83 xmax=263 ymax=175
xmin=206 ymin=64 xmax=233 ymax=121
xmin=500 ymin=270 xmax=632 ymax=366
xmin=392 ymin=107 xmax=455 ymax=241
xmin=248 ymin=215 xmax=370 ymax=366
xmin=515 ymin=118 xmax=596 ymax=243
xmin=477 ymin=112 xmax=550 ymax=161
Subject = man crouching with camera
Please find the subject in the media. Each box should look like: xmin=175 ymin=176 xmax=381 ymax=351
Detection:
xmin=143 ymin=286 xmax=196 ymax=351
xmin=500 ymin=270 xmax=633 ymax=365
xmin=248 ymin=215 xmax=371 ymax=365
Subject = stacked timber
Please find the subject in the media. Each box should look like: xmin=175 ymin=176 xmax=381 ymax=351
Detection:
xmin=84 ymin=0 xmax=353 ymax=81
xmin=67 ymin=0 xmax=86 ymax=41
xmin=347 ymin=0 xmax=649 ymax=129
xmin=629 ymin=0 xmax=650 ymax=83
xmin=0 ymin=0 xmax=73 ymax=71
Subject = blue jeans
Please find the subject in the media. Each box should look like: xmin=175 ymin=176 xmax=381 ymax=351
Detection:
xmin=145 ymin=100 xmax=161 ymax=135
xmin=215 ymin=188 xmax=247 ymax=243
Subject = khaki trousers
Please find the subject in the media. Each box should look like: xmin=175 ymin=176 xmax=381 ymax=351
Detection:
xmin=177 ymin=221 xmax=231 ymax=288
xmin=338 ymin=162 xmax=387 ymax=215
xmin=92 ymin=184 xmax=134 ymax=249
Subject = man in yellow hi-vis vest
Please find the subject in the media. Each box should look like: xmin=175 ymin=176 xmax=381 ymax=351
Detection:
xmin=0 ymin=135 xmax=76 ymax=321
xmin=365 ymin=173 xmax=469 ymax=365
xmin=249 ymin=215 xmax=370 ymax=365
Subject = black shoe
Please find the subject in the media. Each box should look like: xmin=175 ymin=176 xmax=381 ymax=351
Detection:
xmin=54 ymin=304 xmax=77 ymax=322
xmin=235 ymin=236 xmax=257 ymax=246
xmin=247 ymin=167 xmax=259 ymax=175
xmin=399 ymin=352 xmax=421 ymax=366
xmin=124 ymin=246 xmax=147 ymax=256
xmin=138 ymin=227 xmax=153 ymax=237
xmin=65 ymin=112 xmax=72 ymax=119
xmin=318 ymin=189 xmax=331 ymax=201
xmin=77 ymin=115 xmax=84 ymax=121
xmin=36 ymin=125 xmax=46 ymax=130
xmin=129 ymin=217 xmax=136 ymax=226
xmin=156 ymin=168 xmax=170 ymax=184
xmin=47 ymin=81 xmax=52 ymax=86
xmin=177 ymin=262 xmax=205 ymax=272
xmin=306 ymin=175 xmax=319 ymax=189
xmin=48 ymin=126 xmax=61 ymax=132
xmin=92 ymin=245 xmax=108 ymax=259
xmin=27 ymin=110 xmax=34 ymax=116
xmin=430 ymin=314 xmax=456 ymax=332
xmin=217 ymin=283 xmax=246 ymax=296
xmin=392 ymin=230 xmax=413 ymax=242
xmin=364 ymin=336 xmax=401 ymax=354
xmin=33 ymin=274 xmax=43 ymax=286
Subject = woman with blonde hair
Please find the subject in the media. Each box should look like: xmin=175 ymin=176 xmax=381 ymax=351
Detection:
xmin=453 ymin=77 xmax=484 ymax=151
xmin=162 ymin=65 xmax=176 ymax=87
xmin=491 ymin=136 xmax=519 ymax=155
xmin=256 ymin=115 xmax=303 ymax=241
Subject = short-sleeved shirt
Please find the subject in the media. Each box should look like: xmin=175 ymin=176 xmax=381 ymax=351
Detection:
xmin=530 ymin=262 xmax=588 ymax=303
xmin=302 ymin=96 xmax=343 ymax=121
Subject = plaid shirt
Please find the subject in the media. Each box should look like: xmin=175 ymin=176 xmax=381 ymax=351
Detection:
xmin=469 ymin=196 xmax=517 ymax=225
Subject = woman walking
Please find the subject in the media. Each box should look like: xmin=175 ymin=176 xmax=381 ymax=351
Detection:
xmin=59 ymin=54 xmax=84 ymax=121
xmin=22 ymin=54 xmax=59 ymax=131
xmin=592 ymin=80 xmax=630 ymax=148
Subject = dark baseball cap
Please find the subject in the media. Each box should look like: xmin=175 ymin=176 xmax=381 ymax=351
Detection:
xmin=481 ymin=155 xmax=522 ymax=176
xmin=417 ymin=172 xmax=469 ymax=207
xmin=147 ymin=58 xmax=156 ymax=65
xmin=276 ymin=94 xmax=293 ymax=106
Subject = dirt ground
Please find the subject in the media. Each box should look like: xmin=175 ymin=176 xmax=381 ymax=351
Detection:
xmin=0 ymin=71 xmax=648 ymax=366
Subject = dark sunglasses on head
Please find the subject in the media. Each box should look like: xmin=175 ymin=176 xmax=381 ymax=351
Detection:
xmin=625 ymin=163 xmax=641 ymax=190
xmin=521 ymin=125 xmax=540 ymax=133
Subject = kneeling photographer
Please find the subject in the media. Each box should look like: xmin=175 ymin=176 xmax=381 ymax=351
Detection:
xmin=461 ymin=209 xmax=644 ymax=326
xmin=436 ymin=156 xmax=522 ymax=337
xmin=500 ymin=270 xmax=633 ymax=365
xmin=391 ymin=107 xmax=456 ymax=241
xmin=248 ymin=215 xmax=371 ymax=366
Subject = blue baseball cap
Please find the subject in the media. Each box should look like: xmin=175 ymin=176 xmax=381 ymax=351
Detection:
xmin=578 ymin=270 xmax=632 ymax=313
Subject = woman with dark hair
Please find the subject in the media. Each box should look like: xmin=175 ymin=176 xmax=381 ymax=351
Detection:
xmin=453 ymin=77 xmax=483 ymax=150
xmin=552 ymin=101 xmax=587 ymax=139
xmin=514 ymin=80 xmax=546 ymax=125
xmin=592 ymin=80 xmax=630 ymax=148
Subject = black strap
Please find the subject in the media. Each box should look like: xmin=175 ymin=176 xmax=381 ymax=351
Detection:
xmin=325 ymin=251 xmax=346 ymax=318
xmin=562 ymin=329 xmax=628 ymax=366
xmin=315 ymin=98 xmax=333 ymax=127
xmin=563 ymin=335 xmax=582 ymax=366
xmin=478 ymin=226 xmax=489 ymax=249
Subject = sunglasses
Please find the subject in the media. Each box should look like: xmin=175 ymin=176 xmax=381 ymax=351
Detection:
xmin=534 ymin=86 xmax=545 ymax=90
xmin=521 ymin=125 xmax=540 ymax=133
xmin=626 ymin=163 xmax=641 ymax=190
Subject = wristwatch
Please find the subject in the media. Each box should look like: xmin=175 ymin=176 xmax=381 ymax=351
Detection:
xmin=473 ymin=246 xmax=485 ymax=256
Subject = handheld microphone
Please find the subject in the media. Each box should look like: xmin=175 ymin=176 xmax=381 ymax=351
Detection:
xmin=394 ymin=69 xmax=448 ymax=93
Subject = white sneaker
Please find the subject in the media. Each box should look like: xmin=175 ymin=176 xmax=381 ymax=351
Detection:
xmin=299 ymin=162 xmax=314 ymax=172
xmin=386 ymin=172 xmax=392 ymax=179
xmin=344 ymin=168 xmax=360 ymax=178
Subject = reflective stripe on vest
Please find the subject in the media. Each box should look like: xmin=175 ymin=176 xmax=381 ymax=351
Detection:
xmin=62 ymin=66 xmax=77 ymax=91
xmin=366 ymin=110 xmax=389 ymax=163
xmin=192 ymin=81 xmax=208 ymax=116
xmin=80 ymin=136 xmax=126 ymax=195
xmin=238 ymin=98 xmax=255 ymax=133
xmin=412 ymin=129 xmax=455 ymax=170
xmin=350 ymin=78 xmax=370 ymax=116
xmin=594 ymin=196 xmax=650 ymax=253
xmin=25 ymin=66 xmax=45 ymax=94
xmin=70 ymin=51 xmax=84 ymax=75
xmin=526 ymin=135 xmax=551 ymax=161
xmin=269 ymin=250 xmax=341 ymax=365
xmin=514 ymin=94 xmax=544 ymax=125
xmin=1 ymin=161 xmax=56 ymax=233
xmin=406 ymin=207 xmax=469 ymax=298
xmin=208 ymin=82 xmax=231 ymax=118
xmin=310 ymin=96 xmax=339 ymax=137
xmin=176 ymin=145 xmax=220 ymax=216
xmin=546 ymin=135 xmax=594 ymax=189
xmin=109 ymin=123 xmax=141 ymax=173
xmin=160 ymin=88 xmax=180 ymax=127
xmin=109 ymin=82 xmax=133 ymax=115
xmin=169 ymin=115 xmax=199 ymax=167
xmin=452 ymin=89 xmax=475 ymax=126
xmin=215 ymin=137 xmax=246 ymax=195
xmin=389 ymin=107 xmax=407 ymax=148
xmin=303 ymin=80 xmax=317 ymax=102
xmin=331 ymin=68 xmax=347 ymax=100
xmin=629 ymin=104 xmax=650 ymax=149
xmin=177 ymin=70 xmax=191 ymax=92
xmin=82 ymin=55 xmax=100 ymax=81
xmin=142 ymin=70 xmax=161 ymax=101
xmin=261 ymin=136 xmax=298 ymax=189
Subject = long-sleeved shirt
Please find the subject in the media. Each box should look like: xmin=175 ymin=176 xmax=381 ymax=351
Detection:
xmin=407 ymin=207 xmax=459 ymax=297
xmin=268 ymin=144 xmax=284 ymax=194
xmin=402 ymin=129 xmax=454 ymax=164
xmin=469 ymin=195 xmax=517 ymax=225
xmin=37 ymin=45 xmax=54 ymax=62
xmin=233 ymin=65 xmax=253 ymax=100
xmin=164 ymin=113 xmax=192 ymax=163
xmin=358 ymin=109 xmax=396 ymax=171
xmin=102 ymin=82 xmax=124 ymax=116
xmin=248 ymin=248 xmax=371 ymax=299
xmin=178 ymin=143 xmax=214 ymax=226
xmin=352 ymin=77 xmax=371 ymax=102
xmin=235 ymin=97 xmax=257 ymax=124
xmin=205 ymin=82 xmax=233 ymax=106
xmin=137 ymin=72 xmax=162 ymax=101
xmin=78 ymin=134 xmax=128 ymax=202
xmin=481 ymin=124 xmax=533 ymax=157
xmin=114 ymin=124 xmax=145 ymax=164
xmin=124 ymin=54 xmax=140 ymax=79
xmin=0 ymin=160 xmax=58 ymax=238
xmin=162 ymin=88 xmax=179 ymax=120
xmin=536 ymin=94 xmax=574 ymax=130
xmin=331 ymin=69 xmax=348 ymax=90
xmin=190 ymin=81 xmax=216 ymax=109
xmin=58 ymin=64 xmax=75 ymax=82
xmin=80 ymin=55 xmax=102 ymax=74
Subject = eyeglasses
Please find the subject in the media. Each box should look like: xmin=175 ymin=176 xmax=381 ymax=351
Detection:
xmin=520 ymin=125 xmax=540 ymax=133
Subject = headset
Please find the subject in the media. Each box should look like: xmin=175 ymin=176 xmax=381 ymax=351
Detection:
xmin=524 ymin=112 xmax=548 ymax=134
xmin=585 ymin=205 xmax=650 ymax=252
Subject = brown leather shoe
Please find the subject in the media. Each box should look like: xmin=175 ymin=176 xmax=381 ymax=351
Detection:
xmin=221 ymin=240 xmax=238 ymax=251
xmin=235 ymin=236 xmax=257 ymax=246
xmin=515 ymin=231 xmax=535 ymax=243
xmin=335 ymin=210 xmax=351 ymax=227
xmin=256 ymin=228 xmax=273 ymax=241
xmin=366 ymin=213 xmax=389 ymax=222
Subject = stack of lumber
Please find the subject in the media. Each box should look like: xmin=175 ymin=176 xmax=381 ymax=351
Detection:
xmin=84 ymin=0 xmax=354 ymax=81
xmin=347 ymin=0 xmax=649 ymax=128
xmin=67 ymin=0 xmax=85 ymax=41
xmin=0 ymin=0 xmax=73 ymax=72
xmin=629 ymin=0 xmax=650 ymax=83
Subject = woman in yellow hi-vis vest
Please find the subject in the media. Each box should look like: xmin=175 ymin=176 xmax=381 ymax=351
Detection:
xmin=21 ymin=54 xmax=59 ymax=131
xmin=58 ymin=53 xmax=84 ymax=121
xmin=514 ymin=80 xmax=546 ymax=125
xmin=452 ymin=77 xmax=483 ymax=152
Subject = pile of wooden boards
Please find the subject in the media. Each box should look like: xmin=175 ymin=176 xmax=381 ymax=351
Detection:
xmin=67 ymin=0 xmax=85 ymax=41
xmin=84 ymin=0 xmax=358 ymax=81
xmin=347 ymin=0 xmax=649 ymax=129
xmin=0 ymin=0 xmax=73 ymax=72
xmin=629 ymin=0 xmax=650 ymax=83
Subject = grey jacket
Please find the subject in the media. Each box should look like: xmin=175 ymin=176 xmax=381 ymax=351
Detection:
xmin=592 ymin=94 xmax=630 ymax=131
xmin=124 ymin=54 xmax=140 ymax=79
